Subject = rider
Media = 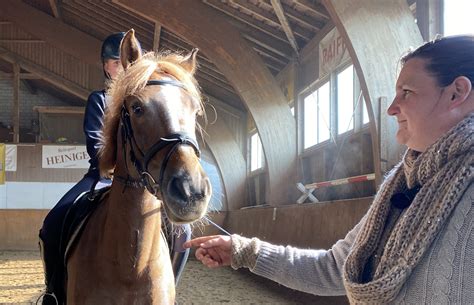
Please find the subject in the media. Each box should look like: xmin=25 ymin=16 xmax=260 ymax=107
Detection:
xmin=39 ymin=32 xmax=192 ymax=305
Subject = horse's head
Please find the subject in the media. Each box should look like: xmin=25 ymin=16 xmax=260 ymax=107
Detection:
xmin=99 ymin=29 xmax=211 ymax=224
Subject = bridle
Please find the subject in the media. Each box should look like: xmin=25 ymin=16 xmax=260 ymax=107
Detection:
xmin=115 ymin=79 xmax=201 ymax=197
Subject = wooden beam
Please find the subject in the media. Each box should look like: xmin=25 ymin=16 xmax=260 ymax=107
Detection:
xmin=1 ymin=0 xmax=101 ymax=66
xmin=85 ymin=0 xmax=154 ymax=37
xmin=153 ymin=22 xmax=161 ymax=52
xmin=227 ymin=18 xmax=294 ymax=57
xmin=0 ymin=46 xmax=89 ymax=100
xmin=249 ymin=43 xmax=288 ymax=66
xmin=270 ymin=0 xmax=299 ymax=55
xmin=196 ymin=76 xmax=243 ymax=110
xmin=33 ymin=106 xmax=85 ymax=114
xmin=203 ymin=0 xmax=289 ymax=43
xmin=12 ymin=63 xmax=20 ymax=143
xmin=63 ymin=1 xmax=157 ymax=52
xmin=159 ymin=39 xmax=229 ymax=81
xmin=113 ymin=0 xmax=297 ymax=205
xmin=275 ymin=2 xmax=326 ymax=30
xmin=0 ymin=72 xmax=41 ymax=80
xmin=294 ymin=0 xmax=330 ymax=20
xmin=230 ymin=0 xmax=313 ymax=40
xmin=0 ymin=39 xmax=45 ymax=43
xmin=48 ymin=0 xmax=61 ymax=18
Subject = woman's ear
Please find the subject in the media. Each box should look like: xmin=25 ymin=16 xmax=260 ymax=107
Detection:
xmin=449 ymin=76 xmax=472 ymax=110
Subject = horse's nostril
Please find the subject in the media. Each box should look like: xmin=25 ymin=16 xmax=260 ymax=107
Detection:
xmin=169 ymin=176 xmax=191 ymax=204
xmin=167 ymin=175 xmax=210 ymax=205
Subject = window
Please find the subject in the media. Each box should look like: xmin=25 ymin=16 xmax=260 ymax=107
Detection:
xmin=444 ymin=0 xmax=474 ymax=35
xmin=290 ymin=105 xmax=295 ymax=117
xmin=337 ymin=65 xmax=354 ymax=134
xmin=303 ymin=81 xmax=330 ymax=149
xmin=250 ymin=132 xmax=264 ymax=171
xmin=362 ymin=99 xmax=370 ymax=124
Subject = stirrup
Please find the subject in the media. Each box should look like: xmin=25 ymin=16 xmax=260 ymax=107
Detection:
xmin=36 ymin=292 xmax=58 ymax=305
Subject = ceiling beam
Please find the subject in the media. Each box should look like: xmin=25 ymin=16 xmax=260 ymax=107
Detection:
xmin=0 ymin=39 xmax=45 ymax=43
xmin=0 ymin=46 xmax=89 ymax=100
xmin=203 ymin=0 xmax=289 ymax=44
xmin=153 ymin=22 xmax=161 ymax=52
xmin=1 ymin=0 xmax=101 ymax=66
xmin=257 ymin=1 xmax=325 ymax=30
xmin=270 ymin=0 xmax=299 ymax=55
xmin=48 ymin=0 xmax=61 ymax=19
xmin=230 ymin=0 xmax=313 ymax=40
xmin=0 ymin=72 xmax=41 ymax=80
xmin=159 ymin=37 xmax=225 ymax=74
xmin=227 ymin=18 xmax=294 ymax=57
xmin=196 ymin=76 xmax=243 ymax=110
xmin=294 ymin=0 xmax=330 ymax=20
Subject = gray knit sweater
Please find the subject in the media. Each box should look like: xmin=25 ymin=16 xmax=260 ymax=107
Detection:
xmin=232 ymin=183 xmax=473 ymax=304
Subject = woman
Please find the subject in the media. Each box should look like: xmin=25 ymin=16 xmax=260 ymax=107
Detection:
xmin=39 ymin=32 xmax=191 ymax=305
xmin=185 ymin=35 xmax=474 ymax=304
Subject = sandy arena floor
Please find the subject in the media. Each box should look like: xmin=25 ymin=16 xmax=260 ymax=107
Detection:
xmin=0 ymin=251 xmax=346 ymax=304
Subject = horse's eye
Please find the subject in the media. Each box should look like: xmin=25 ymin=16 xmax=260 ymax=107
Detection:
xmin=131 ymin=104 xmax=143 ymax=115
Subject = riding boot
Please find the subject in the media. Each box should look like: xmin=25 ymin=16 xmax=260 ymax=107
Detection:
xmin=39 ymin=236 xmax=61 ymax=305
xmin=170 ymin=223 xmax=191 ymax=285
xmin=171 ymin=249 xmax=190 ymax=285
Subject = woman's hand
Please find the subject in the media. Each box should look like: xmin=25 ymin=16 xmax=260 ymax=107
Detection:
xmin=183 ymin=235 xmax=232 ymax=268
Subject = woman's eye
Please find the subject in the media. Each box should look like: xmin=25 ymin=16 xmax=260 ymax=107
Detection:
xmin=132 ymin=105 xmax=143 ymax=115
xmin=402 ymin=89 xmax=411 ymax=98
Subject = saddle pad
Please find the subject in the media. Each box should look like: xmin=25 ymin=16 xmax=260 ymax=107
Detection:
xmin=60 ymin=186 xmax=111 ymax=265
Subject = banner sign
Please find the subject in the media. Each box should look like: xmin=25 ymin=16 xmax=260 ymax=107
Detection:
xmin=6 ymin=144 xmax=17 ymax=171
xmin=319 ymin=28 xmax=351 ymax=77
xmin=42 ymin=145 xmax=90 ymax=169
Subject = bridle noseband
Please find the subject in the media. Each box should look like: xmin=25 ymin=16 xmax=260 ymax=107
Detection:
xmin=115 ymin=79 xmax=201 ymax=196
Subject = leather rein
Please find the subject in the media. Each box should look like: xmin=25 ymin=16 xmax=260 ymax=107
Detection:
xmin=114 ymin=79 xmax=200 ymax=197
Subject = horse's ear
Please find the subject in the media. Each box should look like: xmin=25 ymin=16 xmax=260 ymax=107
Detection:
xmin=180 ymin=48 xmax=199 ymax=74
xmin=120 ymin=29 xmax=142 ymax=70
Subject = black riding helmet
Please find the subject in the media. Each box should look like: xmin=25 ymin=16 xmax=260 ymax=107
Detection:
xmin=101 ymin=32 xmax=125 ymax=79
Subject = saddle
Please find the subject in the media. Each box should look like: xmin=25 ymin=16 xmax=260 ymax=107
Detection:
xmin=60 ymin=187 xmax=111 ymax=265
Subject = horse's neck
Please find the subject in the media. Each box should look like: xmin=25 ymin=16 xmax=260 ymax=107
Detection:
xmin=103 ymin=172 xmax=164 ymax=273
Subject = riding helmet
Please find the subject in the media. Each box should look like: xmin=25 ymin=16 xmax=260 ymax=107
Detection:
xmin=100 ymin=32 xmax=125 ymax=63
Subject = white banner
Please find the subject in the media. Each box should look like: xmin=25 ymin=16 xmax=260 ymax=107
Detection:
xmin=6 ymin=144 xmax=17 ymax=172
xmin=319 ymin=28 xmax=350 ymax=77
xmin=42 ymin=145 xmax=90 ymax=169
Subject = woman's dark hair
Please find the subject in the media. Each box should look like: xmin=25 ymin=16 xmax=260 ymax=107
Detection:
xmin=401 ymin=35 xmax=474 ymax=87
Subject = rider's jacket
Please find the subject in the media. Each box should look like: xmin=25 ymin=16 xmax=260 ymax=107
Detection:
xmin=83 ymin=90 xmax=107 ymax=180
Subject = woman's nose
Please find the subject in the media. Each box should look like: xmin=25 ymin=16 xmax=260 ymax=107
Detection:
xmin=387 ymin=98 xmax=399 ymax=116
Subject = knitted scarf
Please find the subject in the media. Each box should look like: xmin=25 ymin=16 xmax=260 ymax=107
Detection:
xmin=343 ymin=113 xmax=474 ymax=304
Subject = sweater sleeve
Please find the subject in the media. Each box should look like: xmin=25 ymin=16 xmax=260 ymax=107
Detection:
xmin=231 ymin=217 xmax=365 ymax=296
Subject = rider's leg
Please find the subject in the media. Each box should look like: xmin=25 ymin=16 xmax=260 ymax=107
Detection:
xmin=170 ymin=223 xmax=192 ymax=285
xmin=39 ymin=175 xmax=96 ymax=304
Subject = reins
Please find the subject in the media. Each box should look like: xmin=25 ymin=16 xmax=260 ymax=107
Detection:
xmin=115 ymin=79 xmax=200 ymax=197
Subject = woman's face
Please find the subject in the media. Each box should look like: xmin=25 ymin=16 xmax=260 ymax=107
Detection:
xmin=103 ymin=58 xmax=122 ymax=80
xmin=387 ymin=58 xmax=454 ymax=152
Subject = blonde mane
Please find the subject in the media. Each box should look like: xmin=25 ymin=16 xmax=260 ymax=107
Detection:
xmin=98 ymin=51 xmax=202 ymax=177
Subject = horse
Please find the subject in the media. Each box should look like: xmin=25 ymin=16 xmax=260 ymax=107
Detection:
xmin=65 ymin=29 xmax=211 ymax=304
